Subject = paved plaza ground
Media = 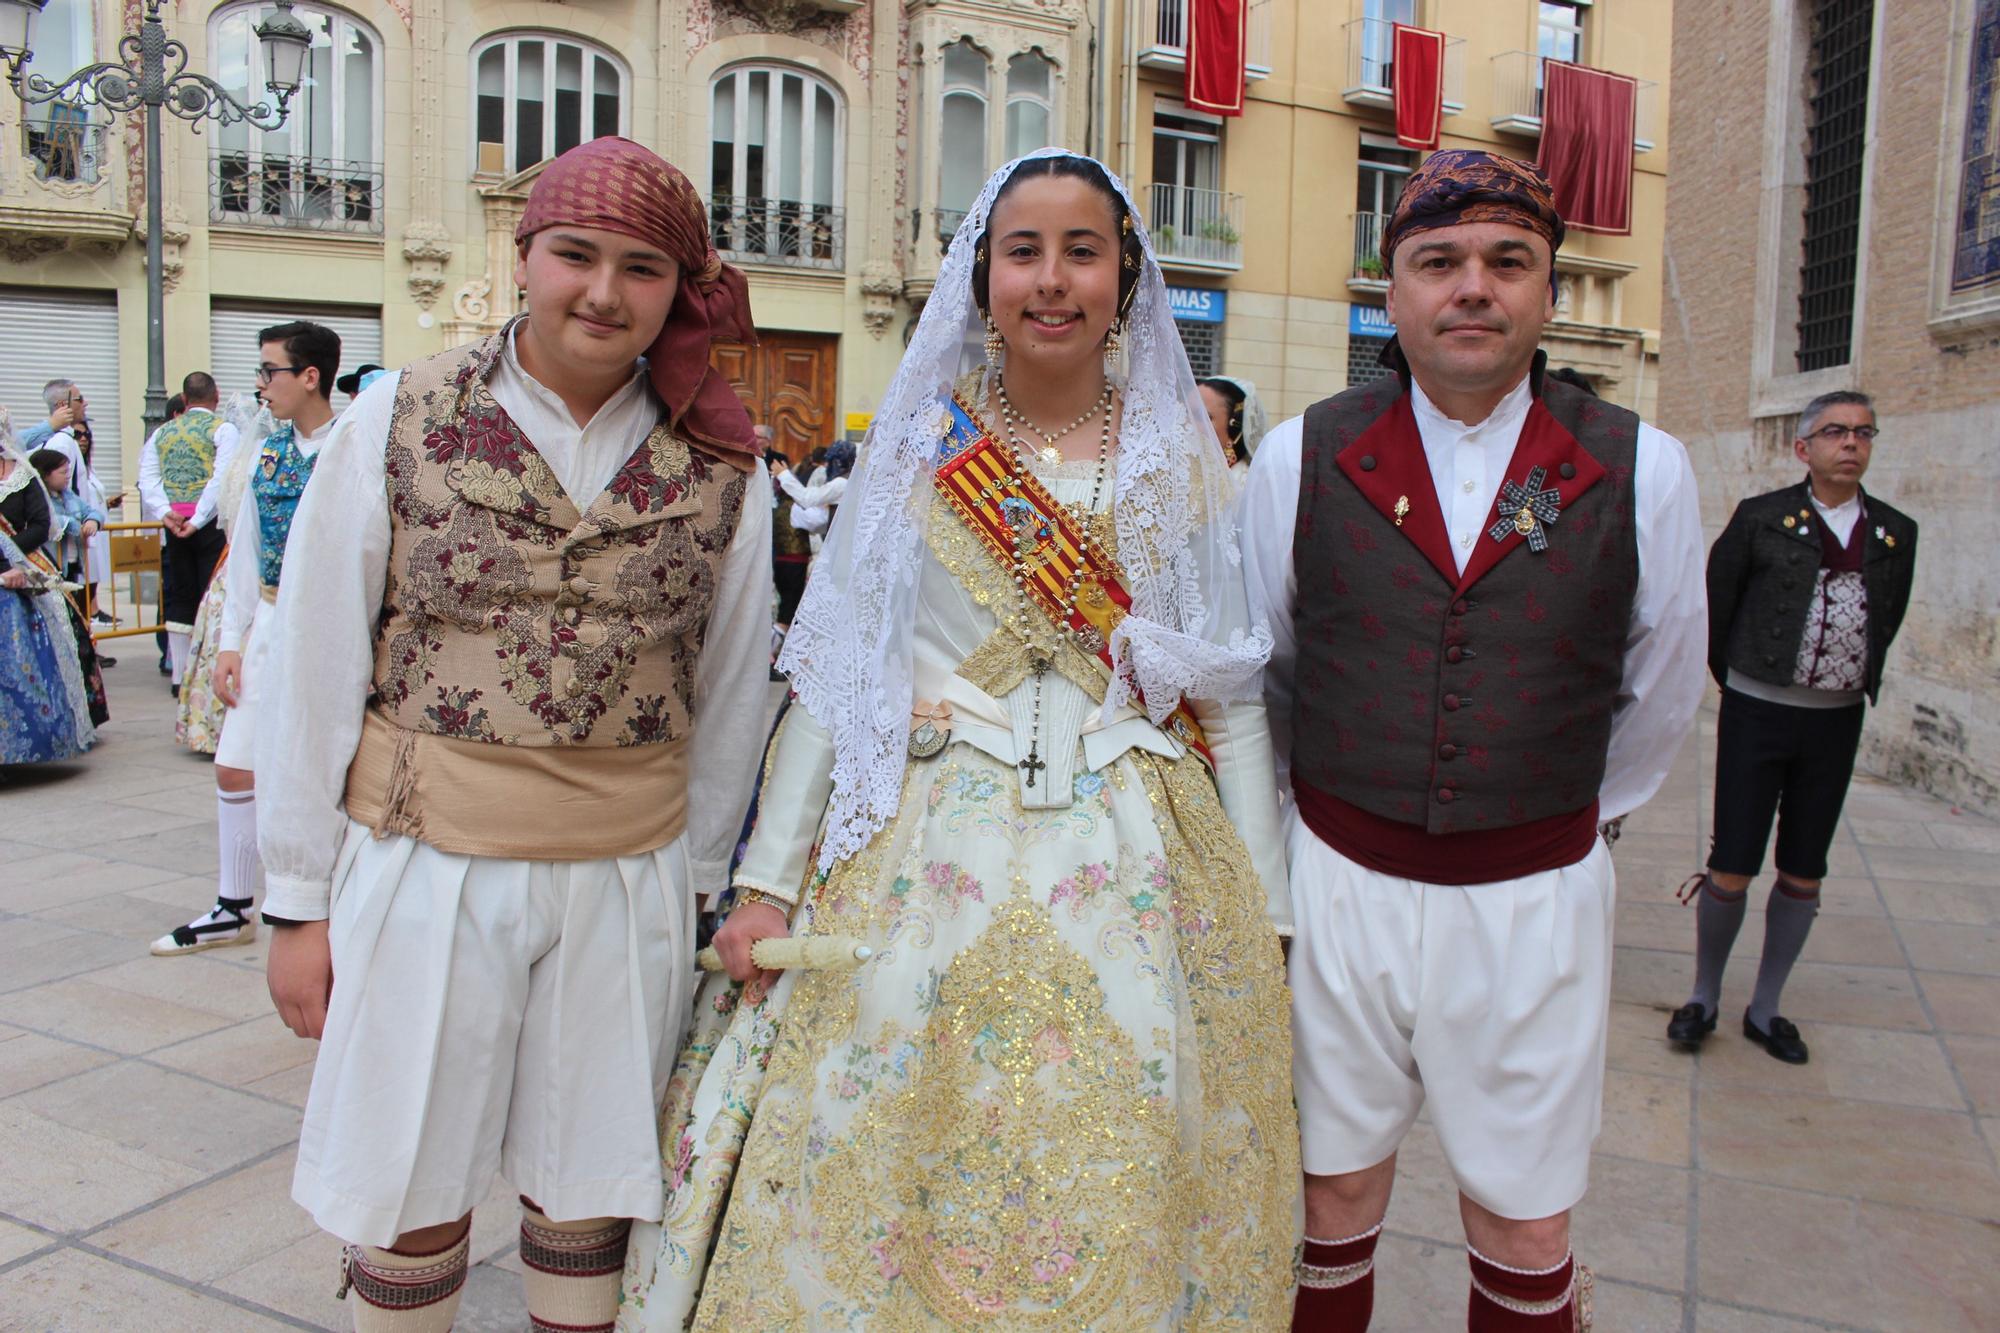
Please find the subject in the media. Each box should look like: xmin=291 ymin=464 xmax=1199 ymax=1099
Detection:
xmin=2 ymin=668 xmax=1997 ymax=1330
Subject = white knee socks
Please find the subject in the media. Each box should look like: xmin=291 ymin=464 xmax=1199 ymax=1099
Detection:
xmin=216 ymin=785 xmax=261 ymax=911
xmin=342 ymin=1233 xmax=469 ymax=1332
xmin=167 ymin=630 xmax=191 ymax=684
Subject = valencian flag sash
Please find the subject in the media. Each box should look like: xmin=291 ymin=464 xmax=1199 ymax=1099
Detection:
xmin=1186 ymin=0 xmax=1248 ymax=116
xmin=933 ymin=395 xmax=1214 ymax=769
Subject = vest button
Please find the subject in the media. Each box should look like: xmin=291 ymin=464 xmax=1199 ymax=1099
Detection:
xmin=1451 ymin=599 xmax=1469 ymax=616
xmin=1437 ymin=787 xmax=1456 ymax=803
xmin=1445 ymin=645 xmax=1464 ymax=663
xmin=1559 ymin=462 xmax=1576 ymax=480
xmin=1438 ymin=743 xmax=1457 ymax=760
xmin=1359 ymin=455 xmax=1377 ymax=471
xmin=1442 ymin=693 xmax=1460 ymax=711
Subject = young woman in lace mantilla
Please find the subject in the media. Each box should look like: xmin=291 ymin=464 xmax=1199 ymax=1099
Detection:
xmin=622 ymin=152 xmax=1299 ymax=1332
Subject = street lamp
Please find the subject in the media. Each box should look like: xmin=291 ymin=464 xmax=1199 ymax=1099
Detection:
xmin=0 ymin=0 xmax=312 ymax=442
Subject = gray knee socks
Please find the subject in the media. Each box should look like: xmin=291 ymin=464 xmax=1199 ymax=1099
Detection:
xmin=1748 ymin=877 xmax=1820 ymax=1028
xmin=1688 ymin=874 xmax=1748 ymax=1018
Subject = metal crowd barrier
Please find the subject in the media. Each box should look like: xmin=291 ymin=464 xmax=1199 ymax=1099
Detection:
xmin=90 ymin=518 xmax=167 ymax=642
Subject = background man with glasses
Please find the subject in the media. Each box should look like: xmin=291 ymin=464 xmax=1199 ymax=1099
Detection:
xmin=1668 ymin=391 xmax=1919 ymax=1065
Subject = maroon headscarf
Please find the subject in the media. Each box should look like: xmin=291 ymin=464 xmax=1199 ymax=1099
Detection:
xmin=516 ymin=137 xmax=758 ymax=465
xmin=1380 ymin=149 xmax=1566 ymax=266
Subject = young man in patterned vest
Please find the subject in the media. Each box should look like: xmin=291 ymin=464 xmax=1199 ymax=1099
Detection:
xmin=256 ymin=139 xmax=773 ymax=1333
xmin=1239 ymin=151 xmax=1708 ymax=1330
xmin=139 ymin=371 xmax=238 ymax=692
xmin=1668 ymin=392 xmax=1917 ymax=1065
xmin=152 ymin=321 xmax=341 ymax=958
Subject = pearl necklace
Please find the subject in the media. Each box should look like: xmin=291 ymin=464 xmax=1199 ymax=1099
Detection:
xmin=990 ymin=387 xmax=1117 ymax=791
xmin=996 ymin=375 xmax=1115 ymax=466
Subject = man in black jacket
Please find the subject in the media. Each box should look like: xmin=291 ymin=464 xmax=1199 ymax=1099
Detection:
xmin=1668 ymin=391 xmax=1917 ymax=1063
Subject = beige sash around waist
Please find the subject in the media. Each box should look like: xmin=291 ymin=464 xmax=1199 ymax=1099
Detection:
xmin=343 ymin=708 xmax=689 ymax=861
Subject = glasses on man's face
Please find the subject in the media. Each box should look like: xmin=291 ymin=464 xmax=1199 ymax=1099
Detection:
xmin=1805 ymin=423 xmax=1878 ymax=444
xmin=255 ymin=364 xmax=305 ymax=385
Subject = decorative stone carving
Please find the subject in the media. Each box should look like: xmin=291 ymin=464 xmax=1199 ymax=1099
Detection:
xmin=134 ymin=207 xmax=192 ymax=293
xmin=0 ymin=234 xmax=70 ymax=263
xmin=860 ymin=262 xmax=901 ymax=337
xmin=402 ymin=220 xmax=454 ymax=310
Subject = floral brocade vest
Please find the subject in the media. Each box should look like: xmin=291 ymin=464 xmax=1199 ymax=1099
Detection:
xmin=252 ymin=424 xmax=316 ymax=589
xmin=370 ymin=327 xmax=748 ymax=751
xmin=155 ymin=410 xmax=219 ymax=510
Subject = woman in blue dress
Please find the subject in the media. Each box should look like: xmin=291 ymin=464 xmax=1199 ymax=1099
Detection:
xmin=1 ymin=426 xmax=96 ymax=764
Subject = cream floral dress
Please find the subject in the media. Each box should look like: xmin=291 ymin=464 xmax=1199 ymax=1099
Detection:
xmin=623 ymin=389 xmax=1299 ymax=1332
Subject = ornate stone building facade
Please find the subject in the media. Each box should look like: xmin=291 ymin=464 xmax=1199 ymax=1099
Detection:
xmin=1 ymin=1 xmax=1673 ymax=482
xmin=0 ymin=0 xmax=1103 ymax=475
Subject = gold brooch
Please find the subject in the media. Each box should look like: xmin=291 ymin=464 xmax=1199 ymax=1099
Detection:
xmin=1393 ymin=495 xmax=1410 ymax=527
xmin=1783 ymin=516 xmax=1796 ymax=528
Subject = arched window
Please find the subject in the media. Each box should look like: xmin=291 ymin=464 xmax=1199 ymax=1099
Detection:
xmin=709 ymin=64 xmax=845 ymax=269
xmin=210 ymin=4 xmax=382 ymax=232
xmin=938 ymin=40 xmax=989 ymax=219
xmin=473 ymin=33 xmax=626 ymax=176
xmin=1004 ymin=51 xmax=1056 ymax=159
xmin=23 ymin=0 xmax=100 ymax=183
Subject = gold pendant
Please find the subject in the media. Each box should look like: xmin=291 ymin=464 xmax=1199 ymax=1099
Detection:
xmin=1038 ymin=445 xmax=1063 ymax=466
xmin=1514 ymin=507 xmax=1537 ymax=536
xmin=908 ymin=721 xmax=949 ymax=759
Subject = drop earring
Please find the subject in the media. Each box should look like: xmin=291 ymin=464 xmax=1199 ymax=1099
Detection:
xmin=984 ymin=315 xmax=1005 ymax=368
xmin=1102 ymin=319 xmax=1122 ymax=370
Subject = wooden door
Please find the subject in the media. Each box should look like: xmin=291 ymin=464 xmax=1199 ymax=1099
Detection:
xmin=711 ymin=331 xmax=838 ymax=465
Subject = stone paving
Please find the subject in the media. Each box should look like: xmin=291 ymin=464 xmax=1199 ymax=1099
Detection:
xmin=2 ymin=670 xmax=1997 ymax=1330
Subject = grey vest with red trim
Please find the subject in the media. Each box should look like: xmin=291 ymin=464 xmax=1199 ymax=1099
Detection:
xmin=1290 ymin=356 xmax=1641 ymax=833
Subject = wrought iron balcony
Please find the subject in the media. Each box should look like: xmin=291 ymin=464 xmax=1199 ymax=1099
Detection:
xmin=23 ymin=112 xmax=107 ymax=185
xmin=1489 ymin=52 xmax=1659 ymax=151
xmin=711 ymin=196 xmax=844 ymax=271
xmin=211 ymin=152 xmax=385 ymax=233
xmin=1148 ymin=184 xmax=1243 ymax=272
xmin=1136 ymin=0 xmax=1272 ymax=80
xmin=1340 ymin=18 xmax=1466 ymax=113
xmin=1349 ymin=212 xmax=1391 ymax=292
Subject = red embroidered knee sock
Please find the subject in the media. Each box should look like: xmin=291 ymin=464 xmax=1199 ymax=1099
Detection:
xmin=519 ymin=1200 xmax=630 ymax=1333
xmin=340 ymin=1230 xmax=470 ymax=1332
xmin=1292 ymin=1223 xmax=1380 ymax=1332
xmin=1467 ymin=1246 xmax=1590 ymax=1331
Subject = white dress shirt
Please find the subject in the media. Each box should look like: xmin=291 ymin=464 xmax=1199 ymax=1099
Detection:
xmin=217 ymin=413 xmax=339 ymax=655
xmin=256 ymin=334 xmax=774 ymax=919
xmin=138 ymin=407 xmax=241 ymax=526
xmin=1239 ymin=375 xmax=1708 ymax=823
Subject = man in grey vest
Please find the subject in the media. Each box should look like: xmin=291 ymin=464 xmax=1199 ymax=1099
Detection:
xmin=1240 ymin=151 xmax=1707 ymax=1331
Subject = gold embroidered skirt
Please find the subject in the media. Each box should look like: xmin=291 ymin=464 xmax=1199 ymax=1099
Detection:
xmin=663 ymin=740 xmax=1298 ymax=1332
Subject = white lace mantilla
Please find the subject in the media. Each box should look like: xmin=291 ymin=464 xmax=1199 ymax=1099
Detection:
xmin=778 ymin=148 xmax=1272 ymax=870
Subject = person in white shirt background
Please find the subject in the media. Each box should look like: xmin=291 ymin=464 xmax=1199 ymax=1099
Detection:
xmin=138 ymin=372 xmax=240 ymax=694
xmin=152 ymin=321 xmax=343 ymax=959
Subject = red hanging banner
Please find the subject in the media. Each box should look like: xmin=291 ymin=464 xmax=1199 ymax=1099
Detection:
xmin=1186 ymin=0 xmax=1247 ymax=117
xmin=1538 ymin=60 xmax=1637 ymax=235
xmin=1391 ymin=23 xmax=1446 ymax=150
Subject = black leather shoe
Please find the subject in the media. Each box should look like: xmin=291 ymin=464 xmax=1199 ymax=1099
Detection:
xmin=1744 ymin=1012 xmax=1810 ymax=1064
xmin=1666 ymin=1003 xmax=1716 ymax=1048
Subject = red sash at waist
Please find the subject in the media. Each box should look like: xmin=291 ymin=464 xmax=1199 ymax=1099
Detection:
xmin=1292 ymin=777 xmax=1598 ymax=885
